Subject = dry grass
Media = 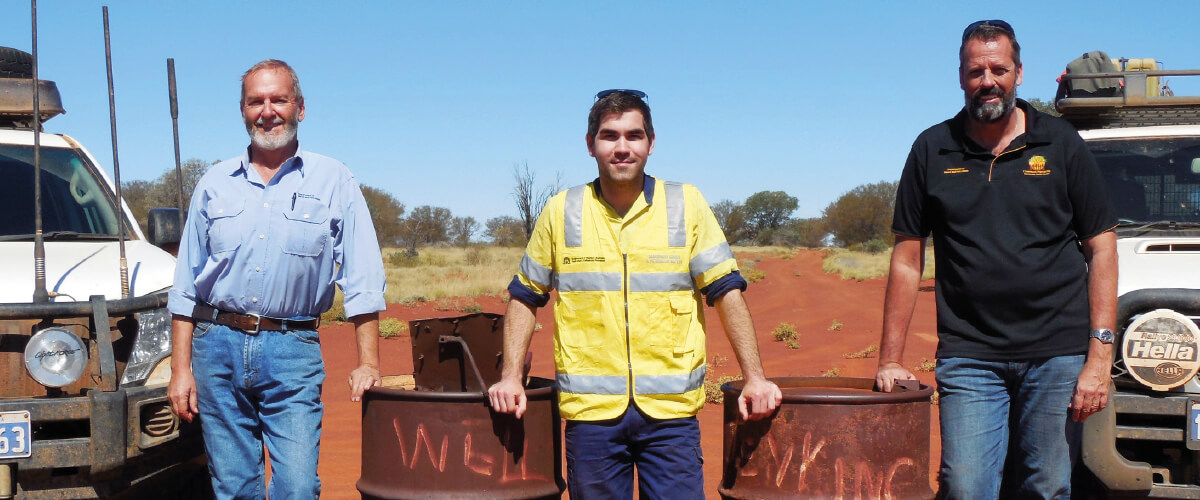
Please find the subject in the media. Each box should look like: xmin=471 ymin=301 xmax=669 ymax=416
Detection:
xmin=828 ymin=319 xmax=843 ymax=331
xmin=732 ymin=246 xmax=795 ymax=260
xmin=378 ymin=318 xmax=409 ymax=338
xmin=383 ymin=246 xmax=522 ymax=304
xmin=771 ymin=322 xmax=798 ymax=342
xmin=821 ymin=367 xmax=841 ymax=377
xmin=821 ymin=247 xmax=937 ymax=281
xmin=914 ymin=358 xmax=936 ymax=372
xmin=710 ymin=354 xmax=729 ymax=368
xmin=704 ymin=375 xmax=742 ymax=404
xmin=843 ymin=344 xmax=879 ymax=359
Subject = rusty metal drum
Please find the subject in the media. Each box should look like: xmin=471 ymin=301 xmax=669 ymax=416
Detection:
xmin=720 ymin=377 xmax=934 ymax=500
xmin=357 ymin=314 xmax=565 ymax=499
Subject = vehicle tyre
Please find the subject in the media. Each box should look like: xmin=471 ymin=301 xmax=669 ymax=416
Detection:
xmin=0 ymin=47 xmax=34 ymax=78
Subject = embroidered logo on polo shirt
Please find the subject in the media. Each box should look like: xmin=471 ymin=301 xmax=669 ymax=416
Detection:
xmin=1023 ymin=156 xmax=1051 ymax=176
xmin=943 ymin=167 xmax=968 ymax=174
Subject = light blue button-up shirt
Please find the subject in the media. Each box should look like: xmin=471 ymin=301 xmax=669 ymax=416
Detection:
xmin=168 ymin=146 xmax=386 ymax=320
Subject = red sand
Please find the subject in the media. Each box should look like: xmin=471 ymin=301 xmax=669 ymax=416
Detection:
xmin=314 ymin=249 xmax=939 ymax=498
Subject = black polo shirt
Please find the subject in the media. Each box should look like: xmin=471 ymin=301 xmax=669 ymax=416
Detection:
xmin=893 ymin=99 xmax=1116 ymax=360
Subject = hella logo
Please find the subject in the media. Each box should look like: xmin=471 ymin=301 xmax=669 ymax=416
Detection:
xmin=1155 ymin=363 xmax=1185 ymax=378
xmin=1128 ymin=341 xmax=1197 ymax=361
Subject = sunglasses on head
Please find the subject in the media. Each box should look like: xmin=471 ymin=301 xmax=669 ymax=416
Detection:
xmin=962 ymin=19 xmax=1014 ymax=42
xmin=595 ymin=89 xmax=648 ymax=102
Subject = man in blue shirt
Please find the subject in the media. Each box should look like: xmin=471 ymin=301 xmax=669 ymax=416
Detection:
xmin=167 ymin=59 xmax=386 ymax=499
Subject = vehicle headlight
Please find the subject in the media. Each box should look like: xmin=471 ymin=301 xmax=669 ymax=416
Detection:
xmin=120 ymin=306 xmax=173 ymax=386
xmin=24 ymin=327 xmax=89 ymax=387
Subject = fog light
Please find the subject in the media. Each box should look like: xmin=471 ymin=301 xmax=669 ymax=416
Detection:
xmin=24 ymin=327 xmax=88 ymax=387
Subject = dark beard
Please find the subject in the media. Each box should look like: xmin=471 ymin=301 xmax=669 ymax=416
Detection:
xmin=965 ymin=87 xmax=1017 ymax=123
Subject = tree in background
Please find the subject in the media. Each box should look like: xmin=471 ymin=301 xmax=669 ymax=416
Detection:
xmin=122 ymin=158 xmax=210 ymax=228
xmin=512 ymin=162 xmax=561 ymax=241
xmin=821 ymin=180 xmax=897 ymax=247
xmin=398 ymin=205 xmax=452 ymax=254
xmin=711 ymin=199 xmax=748 ymax=244
xmin=772 ymin=218 xmax=826 ymax=248
xmin=449 ymin=216 xmax=478 ymax=247
xmin=743 ymin=190 xmax=798 ymax=243
xmin=360 ymin=185 xmax=405 ymax=247
xmin=1027 ymin=97 xmax=1060 ymax=116
xmin=485 ymin=216 xmax=526 ymax=247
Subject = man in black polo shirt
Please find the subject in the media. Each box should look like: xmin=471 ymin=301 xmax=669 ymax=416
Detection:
xmin=874 ymin=20 xmax=1118 ymax=499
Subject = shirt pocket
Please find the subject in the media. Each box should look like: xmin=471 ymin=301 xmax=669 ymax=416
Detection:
xmin=281 ymin=198 xmax=331 ymax=257
xmin=206 ymin=198 xmax=245 ymax=255
xmin=650 ymin=294 xmax=695 ymax=352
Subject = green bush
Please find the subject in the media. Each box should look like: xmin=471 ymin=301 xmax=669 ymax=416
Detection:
xmin=379 ymin=318 xmax=409 ymax=338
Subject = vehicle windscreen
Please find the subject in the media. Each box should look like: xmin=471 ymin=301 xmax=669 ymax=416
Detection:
xmin=0 ymin=143 xmax=123 ymax=239
xmin=1088 ymin=136 xmax=1200 ymax=224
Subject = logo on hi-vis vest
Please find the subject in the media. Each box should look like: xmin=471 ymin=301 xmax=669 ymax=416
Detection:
xmin=647 ymin=254 xmax=682 ymax=264
xmin=1122 ymin=309 xmax=1200 ymax=391
xmin=563 ymin=256 xmax=605 ymax=265
xmin=1022 ymin=156 xmax=1051 ymax=176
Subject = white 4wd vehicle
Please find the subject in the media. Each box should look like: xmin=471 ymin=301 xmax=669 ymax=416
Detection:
xmin=1061 ymin=63 xmax=1200 ymax=499
xmin=0 ymin=46 xmax=208 ymax=498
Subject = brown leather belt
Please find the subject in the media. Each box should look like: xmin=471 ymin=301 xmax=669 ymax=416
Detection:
xmin=193 ymin=304 xmax=319 ymax=334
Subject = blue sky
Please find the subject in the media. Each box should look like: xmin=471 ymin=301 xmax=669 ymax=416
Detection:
xmin=3 ymin=1 xmax=1199 ymax=224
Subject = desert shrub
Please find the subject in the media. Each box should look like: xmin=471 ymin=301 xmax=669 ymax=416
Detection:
xmin=703 ymin=375 xmax=743 ymax=404
xmin=710 ymin=354 xmax=729 ymax=368
xmin=914 ymin=358 xmax=936 ymax=372
xmin=822 ymin=367 xmax=841 ymax=377
xmin=785 ymin=338 xmax=801 ymax=350
xmin=861 ymin=238 xmax=889 ymax=254
xmin=388 ymin=252 xmax=421 ymax=268
xmin=828 ymin=319 xmax=843 ymax=331
xmin=379 ymin=318 xmax=409 ymax=338
xmin=772 ymin=323 xmax=798 ymax=342
xmin=465 ymin=246 xmax=489 ymax=266
xmin=742 ymin=267 xmax=767 ymax=283
xmin=320 ymin=291 xmax=347 ymax=324
xmin=843 ymin=344 xmax=879 ymax=359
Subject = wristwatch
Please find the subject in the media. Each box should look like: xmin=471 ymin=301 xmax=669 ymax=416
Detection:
xmin=1090 ymin=328 xmax=1115 ymax=344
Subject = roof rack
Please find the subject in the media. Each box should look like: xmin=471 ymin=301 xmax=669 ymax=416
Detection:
xmin=1058 ymin=69 xmax=1200 ymax=129
xmin=0 ymin=78 xmax=65 ymax=129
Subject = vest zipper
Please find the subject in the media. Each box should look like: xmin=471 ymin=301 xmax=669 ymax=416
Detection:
xmin=623 ymin=253 xmax=633 ymax=400
xmin=988 ymin=145 xmax=1027 ymax=182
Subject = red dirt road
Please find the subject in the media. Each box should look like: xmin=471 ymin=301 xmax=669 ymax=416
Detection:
xmin=315 ymin=249 xmax=939 ymax=498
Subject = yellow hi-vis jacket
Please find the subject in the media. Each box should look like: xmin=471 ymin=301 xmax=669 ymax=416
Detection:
xmin=514 ymin=177 xmax=739 ymax=421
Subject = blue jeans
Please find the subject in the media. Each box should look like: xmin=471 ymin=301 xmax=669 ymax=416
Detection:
xmin=565 ymin=406 xmax=704 ymax=500
xmin=936 ymin=355 xmax=1085 ymax=500
xmin=191 ymin=321 xmax=325 ymax=500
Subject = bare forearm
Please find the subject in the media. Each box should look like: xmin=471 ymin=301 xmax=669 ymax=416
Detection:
xmin=879 ymin=238 xmax=924 ymax=365
xmin=501 ymin=299 xmax=538 ymax=382
xmin=171 ymin=315 xmax=195 ymax=372
xmin=715 ymin=289 xmax=767 ymax=382
xmin=1083 ymin=231 xmax=1117 ymax=366
xmin=351 ymin=312 xmax=380 ymax=369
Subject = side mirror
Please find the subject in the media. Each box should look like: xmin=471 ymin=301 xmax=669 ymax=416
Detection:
xmin=146 ymin=208 xmax=184 ymax=252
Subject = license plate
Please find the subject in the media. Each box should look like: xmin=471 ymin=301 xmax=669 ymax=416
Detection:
xmin=0 ymin=411 xmax=31 ymax=459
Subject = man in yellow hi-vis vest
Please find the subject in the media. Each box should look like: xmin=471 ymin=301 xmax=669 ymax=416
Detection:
xmin=488 ymin=89 xmax=782 ymax=499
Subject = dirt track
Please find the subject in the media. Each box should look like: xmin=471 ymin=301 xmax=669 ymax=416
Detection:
xmin=314 ymin=249 xmax=939 ymax=498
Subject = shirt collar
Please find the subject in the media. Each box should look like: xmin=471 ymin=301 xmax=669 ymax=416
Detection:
xmin=591 ymin=174 xmax=657 ymax=205
xmin=232 ymin=144 xmax=307 ymax=182
xmin=942 ymin=99 xmax=1052 ymax=155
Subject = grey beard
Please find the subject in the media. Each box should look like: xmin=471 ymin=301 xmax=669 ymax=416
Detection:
xmin=246 ymin=119 xmax=298 ymax=151
xmin=966 ymin=91 xmax=1017 ymax=123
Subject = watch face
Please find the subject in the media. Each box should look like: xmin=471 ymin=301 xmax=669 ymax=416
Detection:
xmin=1093 ymin=329 xmax=1114 ymax=343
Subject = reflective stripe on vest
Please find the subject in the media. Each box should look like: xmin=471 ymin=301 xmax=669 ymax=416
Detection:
xmin=563 ymin=181 xmax=686 ymax=248
xmin=556 ymin=372 xmax=627 ymax=395
xmin=689 ymin=242 xmax=735 ymax=281
xmin=635 ymin=365 xmax=706 ymax=395
xmin=519 ymin=253 xmax=554 ymax=288
xmin=664 ymin=182 xmax=685 ymax=247
xmin=564 ymin=185 xmax=587 ymax=248
xmin=628 ymin=272 xmax=692 ymax=292
xmin=557 ymin=272 xmax=623 ymax=292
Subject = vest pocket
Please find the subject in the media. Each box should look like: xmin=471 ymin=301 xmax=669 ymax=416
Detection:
xmin=557 ymin=294 xmax=606 ymax=348
xmin=650 ymin=295 xmax=695 ymax=351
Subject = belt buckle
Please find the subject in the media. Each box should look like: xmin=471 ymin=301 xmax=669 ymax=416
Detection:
xmin=245 ymin=313 xmax=262 ymax=335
